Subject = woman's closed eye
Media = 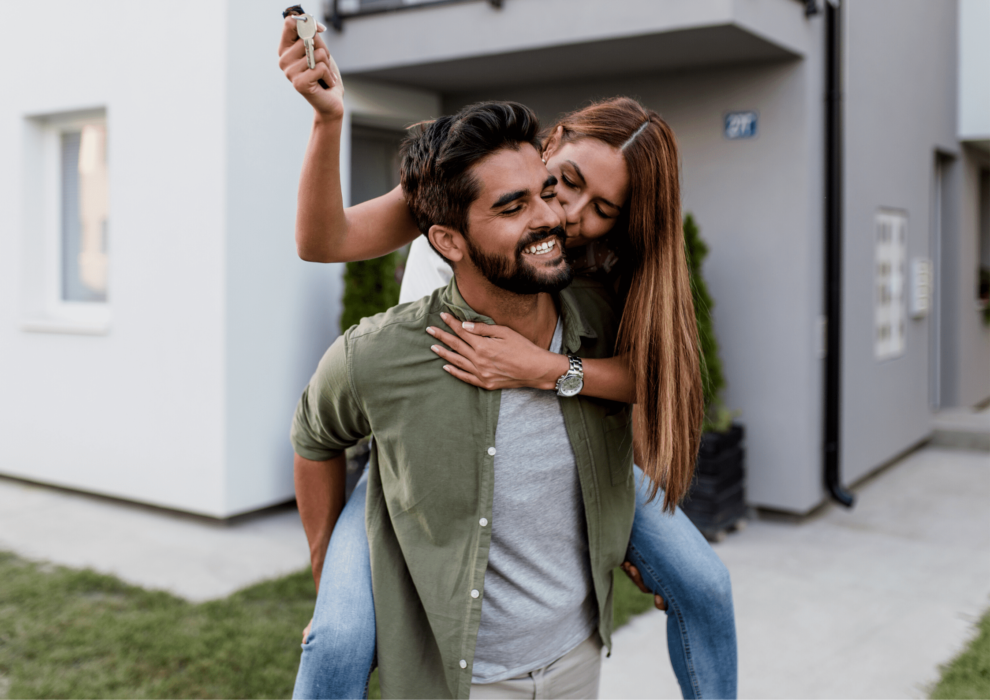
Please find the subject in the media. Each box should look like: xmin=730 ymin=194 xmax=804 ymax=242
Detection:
xmin=560 ymin=174 xmax=617 ymax=220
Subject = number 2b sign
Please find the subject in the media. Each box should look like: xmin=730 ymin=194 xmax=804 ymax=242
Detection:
xmin=725 ymin=111 xmax=758 ymax=139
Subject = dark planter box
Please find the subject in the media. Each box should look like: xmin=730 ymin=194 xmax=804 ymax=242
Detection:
xmin=682 ymin=423 xmax=746 ymax=540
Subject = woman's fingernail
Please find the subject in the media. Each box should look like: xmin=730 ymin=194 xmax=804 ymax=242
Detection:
xmin=443 ymin=365 xmax=452 ymax=372
xmin=426 ymin=327 xmax=436 ymax=336
xmin=431 ymin=345 xmax=440 ymax=353
xmin=440 ymin=312 xmax=449 ymax=320
xmin=462 ymin=322 xmax=474 ymax=331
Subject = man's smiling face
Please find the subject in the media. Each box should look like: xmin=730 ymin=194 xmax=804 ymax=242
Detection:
xmin=459 ymin=143 xmax=573 ymax=295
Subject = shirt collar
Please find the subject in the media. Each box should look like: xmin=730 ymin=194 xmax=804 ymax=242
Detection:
xmin=439 ymin=278 xmax=598 ymax=355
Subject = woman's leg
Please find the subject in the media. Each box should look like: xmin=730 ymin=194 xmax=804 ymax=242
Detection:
xmin=624 ymin=466 xmax=737 ymax=699
xmin=293 ymin=471 xmax=377 ymax=699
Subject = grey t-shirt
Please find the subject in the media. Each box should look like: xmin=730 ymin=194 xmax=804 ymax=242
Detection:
xmin=471 ymin=318 xmax=598 ymax=684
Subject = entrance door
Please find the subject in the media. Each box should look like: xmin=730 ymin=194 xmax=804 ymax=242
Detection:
xmin=350 ymin=125 xmax=404 ymax=205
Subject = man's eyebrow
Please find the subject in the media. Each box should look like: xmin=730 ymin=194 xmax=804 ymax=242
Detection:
xmin=490 ymin=175 xmax=559 ymax=209
xmin=491 ymin=189 xmax=528 ymax=209
xmin=566 ymin=160 xmax=621 ymax=211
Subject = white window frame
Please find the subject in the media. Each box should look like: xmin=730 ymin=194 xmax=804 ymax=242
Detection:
xmin=21 ymin=108 xmax=110 ymax=335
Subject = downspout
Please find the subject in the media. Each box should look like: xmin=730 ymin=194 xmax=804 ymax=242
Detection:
xmin=823 ymin=0 xmax=855 ymax=507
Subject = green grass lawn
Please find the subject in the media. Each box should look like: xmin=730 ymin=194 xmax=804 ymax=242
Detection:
xmin=930 ymin=608 xmax=990 ymax=699
xmin=0 ymin=552 xmax=655 ymax=699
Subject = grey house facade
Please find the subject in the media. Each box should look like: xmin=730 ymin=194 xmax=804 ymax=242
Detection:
xmin=326 ymin=0 xmax=989 ymax=514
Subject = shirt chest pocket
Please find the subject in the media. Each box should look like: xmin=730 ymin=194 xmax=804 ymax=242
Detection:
xmin=603 ymin=410 xmax=633 ymax=487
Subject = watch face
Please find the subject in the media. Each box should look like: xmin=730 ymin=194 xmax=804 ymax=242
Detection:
xmin=558 ymin=375 xmax=583 ymax=397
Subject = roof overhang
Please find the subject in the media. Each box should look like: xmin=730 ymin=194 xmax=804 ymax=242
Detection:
xmin=324 ymin=0 xmax=811 ymax=92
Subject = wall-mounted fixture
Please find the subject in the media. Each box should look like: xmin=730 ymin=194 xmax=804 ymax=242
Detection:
xmin=909 ymin=257 xmax=932 ymax=319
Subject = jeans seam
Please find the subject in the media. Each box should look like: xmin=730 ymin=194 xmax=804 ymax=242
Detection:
xmin=628 ymin=542 xmax=704 ymax=700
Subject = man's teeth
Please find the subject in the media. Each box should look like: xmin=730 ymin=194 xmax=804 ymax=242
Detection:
xmin=524 ymin=239 xmax=557 ymax=255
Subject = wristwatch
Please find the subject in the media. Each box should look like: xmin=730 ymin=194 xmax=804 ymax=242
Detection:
xmin=555 ymin=356 xmax=584 ymax=397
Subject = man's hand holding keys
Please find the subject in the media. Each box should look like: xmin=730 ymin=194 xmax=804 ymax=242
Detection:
xmin=278 ymin=6 xmax=344 ymax=121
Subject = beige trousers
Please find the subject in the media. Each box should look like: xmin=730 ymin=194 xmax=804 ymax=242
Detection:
xmin=469 ymin=634 xmax=604 ymax=700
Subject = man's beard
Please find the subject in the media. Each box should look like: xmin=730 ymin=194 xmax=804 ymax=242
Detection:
xmin=465 ymin=227 xmax=574 ymax=295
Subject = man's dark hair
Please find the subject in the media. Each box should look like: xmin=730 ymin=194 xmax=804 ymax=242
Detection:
xmin=399 ymin=102 xmax=542 ymax=254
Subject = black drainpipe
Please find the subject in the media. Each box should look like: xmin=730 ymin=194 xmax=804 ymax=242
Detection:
xmin=823 ymin=0 xmax=855 ymax=508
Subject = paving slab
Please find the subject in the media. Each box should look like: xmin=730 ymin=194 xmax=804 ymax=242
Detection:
xmin=0 ymin=477 xmax=309 ymax=602
xmin=599 ymin=445 xmax=990 ymax=699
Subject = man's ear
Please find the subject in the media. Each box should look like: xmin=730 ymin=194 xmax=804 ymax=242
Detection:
xmin=541 ymin=125 xmax=564 ymax=162
xmin=428 ymin=225 xmax=466 ymax=264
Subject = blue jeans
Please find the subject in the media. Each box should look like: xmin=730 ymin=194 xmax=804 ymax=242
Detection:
xmin=293 ymin=473 xmax=376 ymax=700
xmin=625 ymin=470 xmax=737 ymax=699
xmin=292 ymin=467 xmax=737 ymax=699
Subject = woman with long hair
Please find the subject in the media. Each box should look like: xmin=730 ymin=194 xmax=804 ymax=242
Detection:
xmin=279 ymin=18 xmax=736 ymax=700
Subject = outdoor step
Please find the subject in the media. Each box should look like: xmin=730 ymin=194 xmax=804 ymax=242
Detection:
xmin=931 ymin=405 xmax=990 ymax=451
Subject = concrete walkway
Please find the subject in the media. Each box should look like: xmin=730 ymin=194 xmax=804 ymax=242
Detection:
xmin=1 ymin=439 xmax=988 ymax=698
xmin=601 ymin=444 xmax=990 ymax=699
xmin=0 ymin=479 xmax=310 ymax=602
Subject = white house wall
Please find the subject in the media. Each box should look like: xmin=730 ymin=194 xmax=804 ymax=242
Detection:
xmin=0 ymin=1 xmax=229 ymax=514
xmin=222 ymin=0 xmax=346 ymax=516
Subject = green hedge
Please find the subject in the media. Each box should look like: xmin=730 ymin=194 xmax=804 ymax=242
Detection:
xmin=683 ymin=213 xmax=733 ymax=433
xmin=340 ymin=252 xmax=402 ymax=334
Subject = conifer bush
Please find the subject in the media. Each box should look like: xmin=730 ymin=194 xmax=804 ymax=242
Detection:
xmin=339 ymin=253 xmax=402 ymax=334
xmin=683 ymin=213 xmax=734 ymax=433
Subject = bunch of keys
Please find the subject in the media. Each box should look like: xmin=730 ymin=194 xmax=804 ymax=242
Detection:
xmin=283 ymin=5 xmax=330 ymax=89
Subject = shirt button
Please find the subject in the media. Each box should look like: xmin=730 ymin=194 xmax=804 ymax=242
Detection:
xmin=470 ymin=589 xmax=480 ymax=599
xmin=487 ymin=447 xmax=496 ymax=456
xmin=460 ymin=659 xmax=468 ymax=669
xmin=479 ymin=517 xmax=488 ymax=527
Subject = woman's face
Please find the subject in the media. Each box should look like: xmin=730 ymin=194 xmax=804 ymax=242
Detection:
xmin=543 ymin=137 xmax=630 ymax=248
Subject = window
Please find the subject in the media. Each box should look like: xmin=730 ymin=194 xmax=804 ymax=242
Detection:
xmin=22 ymin=109 xmax=110 ymax=334
xmin=61 ymin=124 xmax=109 ymax=302
xmin=874 ymin=210 xmax=907 ymax=361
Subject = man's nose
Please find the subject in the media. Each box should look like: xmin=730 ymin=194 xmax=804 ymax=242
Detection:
xmin=537 ymin=193 xmax=566 ymax=230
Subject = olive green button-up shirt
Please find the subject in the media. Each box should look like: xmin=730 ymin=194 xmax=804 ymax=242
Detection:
xmin=291 ymin=278 xmax=635 ymax=699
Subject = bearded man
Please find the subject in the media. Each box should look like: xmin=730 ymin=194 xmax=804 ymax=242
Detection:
xmin=290 ymin=102 xmax=634 ymax=699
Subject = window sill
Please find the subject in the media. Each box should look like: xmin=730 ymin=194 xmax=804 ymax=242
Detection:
xmin=21 ymin=317 xmax=111 ymax=336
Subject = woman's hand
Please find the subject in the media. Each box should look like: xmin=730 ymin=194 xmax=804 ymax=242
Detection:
xmin=301 ymin=617 xmax=313 ymax=644
xmin=277 ymin=16 xmax=344 ymax=121
xmin=426 ymin=312 xmax=568 ymax=391
xmin=621 ymin=561 xmax=668 ymax=611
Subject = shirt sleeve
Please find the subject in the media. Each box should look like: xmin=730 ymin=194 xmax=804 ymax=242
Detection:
xmin=398 ymin=236 xmax=453 ymax=304
xmin=290 ymin=334 xmax=371 ymax=461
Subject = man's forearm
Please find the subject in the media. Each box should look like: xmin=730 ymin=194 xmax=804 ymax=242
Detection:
xmin=294 ymin=452 xmax=348 ymax=591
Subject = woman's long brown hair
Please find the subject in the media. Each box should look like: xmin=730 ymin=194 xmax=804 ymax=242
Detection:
xmin=545 ymin=97 xmax=704 ymax=511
